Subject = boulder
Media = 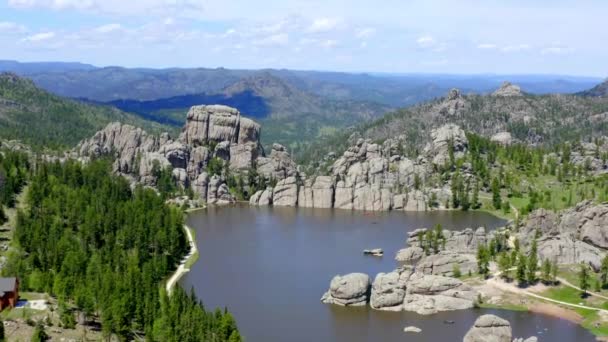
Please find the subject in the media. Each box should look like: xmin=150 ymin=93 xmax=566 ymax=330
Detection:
xmin=402 ymin=274 xmax=477 ymax=315
xmin=403 ymin=326 xmax=421 ymax=333
xmin=463 ymin=314 xmax=512 ymax=342
xmin=370 ymin=268 xmax=412 ymax=310
xmin=272 ymin=177 xmax=299 ymax=207
xmin=321 ymin=273 xmax=371 ymax=306
xmin=416 ymin=251 xmax=477 ymax=277
xmin=395 ymin=246 xmax=424 ymax=263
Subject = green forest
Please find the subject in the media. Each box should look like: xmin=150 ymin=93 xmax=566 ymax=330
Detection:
xmin=1 ymin=157 xmax=241 ymax=341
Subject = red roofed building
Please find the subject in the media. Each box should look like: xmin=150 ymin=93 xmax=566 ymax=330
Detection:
xmin=0 ymin=277 xmax=19 ymax=310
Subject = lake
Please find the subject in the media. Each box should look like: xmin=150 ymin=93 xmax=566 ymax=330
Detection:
xmin=181 ymin=205 xmax=595 ymax=341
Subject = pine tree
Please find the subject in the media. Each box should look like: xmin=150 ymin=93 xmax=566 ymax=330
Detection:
xmin=491 ymin=177 xmax=502 ymax=210
xmin=498 ymin=252 xmax=512 ymax=280
xmin=527 ymin=240 xmax=539 ymax=283
xmin=541 ymin=259 xmax=552 ymax=284
xmin=472 ymin=180 xmax=480 ymax=209
xmin=477 ymin=245 xmax=490 ymax=277
xmin=579 ymin=263 xmax=590 ymax=296
xmin=600 ymin=255 xmax=608 ymax=287
xmin=516 ymin=253 xmax=527 ymax=286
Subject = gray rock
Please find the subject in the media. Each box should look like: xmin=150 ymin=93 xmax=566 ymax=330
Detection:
xmin=416 ymin=251 xmax=477 ymax=277
xmin=402 ymin=274 xmax=478 ymax=315
xmin=403 ymin=326 xmax=421 ymax=333
xmin=463 ymin=314 xmax=512 ymax=342
xmin=321 ymin=273 xmax=371 ymax=306
xmin=272 ymin=176 xmax=299 ymax=207
xmin=492 ymin=82 xmax=523 ymax=97
xmin=395 ymin=246 xmax=424 ymax=263
xmin=426 ymin=124 xmax=468 ymax=166
xmin=192 ymin=172 xmax=209 ymax=201
xmin=312 ymin=176 xmax=335 ymax=208
xmin=370 ymin=269 xmax=412 ymax=310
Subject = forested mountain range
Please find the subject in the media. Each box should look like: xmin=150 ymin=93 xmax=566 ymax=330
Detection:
xmin=0 ymin=73 xmax=174 ymax=150
xmin=297 ymin=82 xmax=608 ymax=164
xmin=0 ymin=60 xmax=602 ymax=151
xmin=579 ymin=79 xmax=608 ymax=97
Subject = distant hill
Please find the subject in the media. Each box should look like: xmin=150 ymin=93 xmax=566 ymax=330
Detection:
xmin=0 ymin=60 xmax=96 ymax=74
xmin=0 ymin=73 xmax=172 ymax=150
xmin=579 ymin=79 xmax=608 ymax=97
xmin=297 ymin=83 xmax=608 ymax=163
xmin=100 ymin=72 xmax=391 ymax=149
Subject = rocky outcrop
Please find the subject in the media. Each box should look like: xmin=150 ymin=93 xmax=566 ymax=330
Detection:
xmin=401 ymin=273 xmax=478 ymax=314
xmin=425 ymin=124 xmax=468 ymax=166
xmin=416 ymin=251 xmax=477 ymax=277
xmin=321 ymin=273 xmax=371 ymax=306
xmin=370 ymin=268 xmax=412 ymax=310
xmin=463 ymin=315 xmax=512 ymax=342
xmin=325 ymin=267 xmax=478 ymax=314
xmin=77 ymin=104 xmax=299 ymax=205
xmin=463 ymin=314 xmax=536 ymax=342
xmin=517 ymin=201 xmax=608 ymax=270
xmin=395 ymin=246 xmax=424 ymax=263
xmin=272 ymin=177 xmax=299 ymax=207
xmin=492 ymin=82 xmax=523 ymax=97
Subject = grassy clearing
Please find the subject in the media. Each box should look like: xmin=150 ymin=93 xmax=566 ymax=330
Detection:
xmin=540 ymin=285 xmax=608 ymax=337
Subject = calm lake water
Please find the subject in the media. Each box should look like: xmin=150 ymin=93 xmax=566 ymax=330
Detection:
xmin=181 ymin=205 xmax=596 ymax=342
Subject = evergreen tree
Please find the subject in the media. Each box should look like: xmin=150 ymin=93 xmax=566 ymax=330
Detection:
xmin=579 ymin=263 xmax=590 ymax=296
xmin=472 ymin=180 xmax=480 ymax=209
xmin=452 ymin=264 xmax=462 ymax=278
xmin=498 ymin=252 xmax=512 ymax=280
xmin=600 ymin=255 xmax=608 ymax=287
xmin=527 ymin=240 xmax=539 ymax=283
xmin=491 ymin=177 xmax=502 ymax=210
xmin=477 ymin=245 xmax=490 ymax=277
xmin=541 ymin=259 xmax=552 ymax=284
xmin=516 ymin=253 xmax=527 ymax=286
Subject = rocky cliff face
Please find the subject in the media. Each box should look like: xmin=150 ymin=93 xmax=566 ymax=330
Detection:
xmin=517 ymin=201 xmax=608 ymax=270
xmin=251 ymin=123 xmax=466 ymax=211
xmin=77 ymin=104 xmax=297 ymax=204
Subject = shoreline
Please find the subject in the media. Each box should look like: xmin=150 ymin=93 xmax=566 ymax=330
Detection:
xmin=166 ymin=224 xmax=199 ymax=294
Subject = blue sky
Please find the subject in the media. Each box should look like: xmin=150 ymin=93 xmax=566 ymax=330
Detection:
xmin=0 ymin=0 xmax=607 ymax=76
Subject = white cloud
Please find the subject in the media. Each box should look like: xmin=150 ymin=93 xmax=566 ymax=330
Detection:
xmin=321 ymin=39 xmax=338 ymax=48
xmin=355 ymin=27 xmax=376 ymax=39
xmin=253 ymin=33 xmax=289 ymax=47
xmin=541 ymin=46 xmax=571 ymax=55
xmin=307 ymin=17 xmax=341 ymax=33
xmin=21 ymin=31 xmax=55 ymax=42
xmin=416 ymin=35 xmax=435 ymax=47
xmin=94 ymin=23 xmax=122 ymax=33
xmin=501 ymin=44 xmax=530 ymax=52
xmin=477 ymin=43 xmax=497 ymax=49
xmin=0 ymin=21 xmax=27 ymax=34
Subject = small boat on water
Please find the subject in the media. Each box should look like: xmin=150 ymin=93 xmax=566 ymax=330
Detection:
xmin=363 ymin=248 xmax=384 ymax=256
xmin=443 ymin=320 xmax=455 ymax=325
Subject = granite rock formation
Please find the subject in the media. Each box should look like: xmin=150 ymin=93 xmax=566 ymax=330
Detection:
xmin=78 ymin=105 xmax=297 ymax=205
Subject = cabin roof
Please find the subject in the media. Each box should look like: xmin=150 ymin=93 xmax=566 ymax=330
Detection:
xmin=0 ymin=277 xmax=17 ymax=297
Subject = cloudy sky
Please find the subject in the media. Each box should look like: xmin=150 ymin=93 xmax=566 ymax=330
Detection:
xmin=0 ymin=0 xmax=606 ymax=76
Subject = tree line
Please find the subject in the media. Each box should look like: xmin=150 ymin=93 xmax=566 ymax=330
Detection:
xmin=2 ymin=158 xmax=241 ymax=341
